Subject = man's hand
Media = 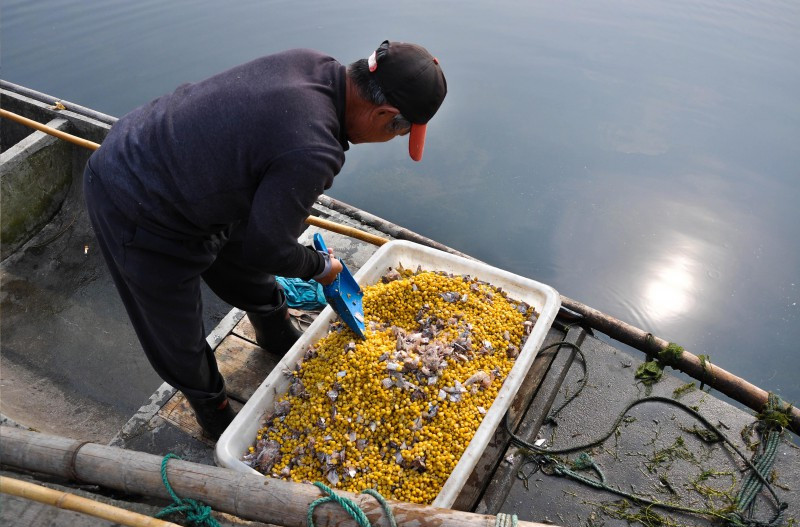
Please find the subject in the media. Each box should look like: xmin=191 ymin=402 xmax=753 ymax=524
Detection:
xmin=315 ymin=248 xmax=343 ymax=286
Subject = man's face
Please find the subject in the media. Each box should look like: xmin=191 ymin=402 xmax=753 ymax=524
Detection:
xmin=349 ymin=106 xmax=409 ymax=144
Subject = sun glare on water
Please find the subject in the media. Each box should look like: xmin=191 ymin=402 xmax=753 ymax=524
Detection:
xmin=642 ymin=255 xmax=696 ymax=322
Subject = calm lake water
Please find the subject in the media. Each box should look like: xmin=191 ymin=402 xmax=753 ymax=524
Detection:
xmin=4 ymin=0 xmax=799 ymax=408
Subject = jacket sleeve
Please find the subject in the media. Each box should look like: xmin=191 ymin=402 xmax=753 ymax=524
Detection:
xmin=241 ymin=146 xmax=343 ymax=279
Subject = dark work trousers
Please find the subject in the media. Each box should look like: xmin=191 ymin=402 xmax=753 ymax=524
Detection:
xmin=83 ymin=163 xmax=282 ymax=400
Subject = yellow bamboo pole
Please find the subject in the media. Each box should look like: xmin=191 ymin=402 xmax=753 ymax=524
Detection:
xmin=305 ymin=216 xmax=389 ymax=246
xmin=0 ymin=109 xmax=389 ymax=246
xmin=0 ymin=108 xmax=100 ymax=151
xmin=0 ymin=109 xmax=388 ymax=245
xmin=0 ymin=109 xmax=384 ymax=243
xmin=0 ymin=476 xmax=181 ymax=527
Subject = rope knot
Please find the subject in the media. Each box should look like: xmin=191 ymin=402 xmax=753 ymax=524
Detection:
xmin=307 ymin=482 xmax=397 ymax=527
xmin=572 ymin=452 xmax=594 ymax=470
xmin=186 ymin=501 xmax=214 ymax=523
xmin=756 ymin=393 xmax=791 ymax=430
xmin=156 ymin=454 xmax=221 ymax=527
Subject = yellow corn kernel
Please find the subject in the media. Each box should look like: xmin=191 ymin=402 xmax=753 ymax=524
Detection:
xmin=246 ymin=269 xmax=536 ymax=505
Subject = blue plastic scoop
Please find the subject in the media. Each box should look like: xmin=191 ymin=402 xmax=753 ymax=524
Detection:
xmin=313 ymin=233 xmax=366 ymax=339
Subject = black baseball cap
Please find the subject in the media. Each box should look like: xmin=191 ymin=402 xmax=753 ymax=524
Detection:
xmin=367 ymin=40 xmax=447 ymax=161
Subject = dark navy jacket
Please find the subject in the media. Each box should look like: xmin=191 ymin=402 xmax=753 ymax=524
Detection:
xmin=89 ymin=49 xmax=349 ymax=279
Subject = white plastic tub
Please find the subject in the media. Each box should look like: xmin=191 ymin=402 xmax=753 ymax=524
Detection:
xmin=215 ymin=240 xmax=560 ymax=508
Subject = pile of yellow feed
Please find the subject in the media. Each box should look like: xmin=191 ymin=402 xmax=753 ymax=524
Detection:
xmin=243 ymin=265 xmax=537 ymax=504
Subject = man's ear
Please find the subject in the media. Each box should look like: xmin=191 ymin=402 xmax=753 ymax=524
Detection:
xmin=371 ymin=104 xmax=400 ymax=121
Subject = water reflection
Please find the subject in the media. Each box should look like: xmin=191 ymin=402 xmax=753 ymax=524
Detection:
xmin=544 ymin=165 xmax=746 ymax=347
xmin=641 ymin=253 xmax=696 ymax=322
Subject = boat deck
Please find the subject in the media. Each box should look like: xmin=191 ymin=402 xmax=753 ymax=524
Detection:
xmin=108 ymin=200 xmax=800 ymax=527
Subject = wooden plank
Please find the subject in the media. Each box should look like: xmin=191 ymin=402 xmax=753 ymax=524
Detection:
xmin=156 ymin=310 xmax=320 ymax=442
xmin=232 ymin=316 xmax=257 ymax=344
xmin=215 ymin=335 xmax=280 ymax=402
xmin=156 ymin=333 xmax=270 ymax=442
xmin=451 ymin=326 xmax=570 ymax=511
xmin=156 ymin=334 xmax=276 ymax=442
xmin=157 ymin=393 xmax=207 ymax=441
xmin=232 ymin=309 xmax=321 ymax=344
xmin=157 ymin=393 xmax=244 ymax=445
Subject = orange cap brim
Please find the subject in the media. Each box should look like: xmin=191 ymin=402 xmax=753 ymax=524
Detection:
xmin=409 ymin=123 xmax=427 ymax=161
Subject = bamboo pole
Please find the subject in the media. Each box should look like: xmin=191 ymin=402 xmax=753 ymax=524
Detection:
xmin=3 ymin=107 xmax=796 ymax=433
xmin=305 ymin=216 xmax=389 ymax=246
xmin=557 ymin=297 xmax=800 ymax=435
xmin=0 ymin=111 xmax=388 ymax=245
xmin=316 ymin=195 xmax=472 ymax=258
xmin=0 ymin=427 xmax=552 ymax=527
xmin=0 ymin=108 xmax=100 ymax=151
xmin=0 ymin=476 xmax=180 ymax=527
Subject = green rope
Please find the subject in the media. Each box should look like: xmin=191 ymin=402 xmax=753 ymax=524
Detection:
xmin=544 ymin=453 xmax=728 ymax=520
xmin=156 ymin=454 xmax=221 ymax=527
xmin=361 ymin=488 xmax=397 ymax=527
xmin=732 ymin=394 xmax=789 ymax=526
xmin=755 ymin=394 xmax=793 ymax=429
xmin=506 ymin=396 xmax=789 ymax=527
xmin=697 ymin=354 xmax=711 ymax=390
xmin=495 ymin=512 xmax=519 ymax=526
xmin=307 ymin=482 xmax=396 ymax=527
xmin=572 ymin=452 xmax=605 ymax=483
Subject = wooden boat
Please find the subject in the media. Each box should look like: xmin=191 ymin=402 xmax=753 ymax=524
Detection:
xmin=1 ymin=81 xmax=798 ymax=527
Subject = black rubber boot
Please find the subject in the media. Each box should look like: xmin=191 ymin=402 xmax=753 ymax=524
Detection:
xmin=247 ymin=289 xmax=303 ymax=355
xmin=185 ymin=388 xmax=237 ymax=440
